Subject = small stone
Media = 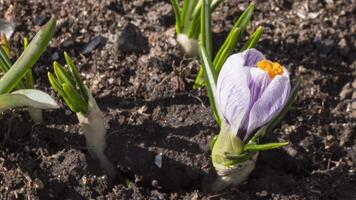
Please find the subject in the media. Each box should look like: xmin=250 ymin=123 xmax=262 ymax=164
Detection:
xmin=0 ymin=19 xmax=15 ymax=39
xmin=339 ymin=83 xmax=352 ymax=100
xmin=352 ymin=79 xmax=356 ymax=88
xmin=65 ymin=109 xmax=72 ymax=116
xmin=50 ymin=52 xmax=60 ymax=61
xmin=34 ymin=178 xmax=44 ymax=190
xmin=154 ymin=153 xmax=162 ymax=168
xmin=80 ymin=35 xmax=106 ymax=55
xmin=34 ymin=15 xmax=50 ymax=26
xmin=80 ymin=176 xmax=88 ymax=186
xmin=351 ymin=111 xmax=356 ymax=119
xmin=152 ymin=180 xmax=159 ymax=187
xmin=318 ymin=39 xmax=335 ymax=54
xmin=352 ymin=101 xmax=356 ymax=110
xmin=338 ymin=38 xmax=350 ymax=56
xmin=117 ymin=23 xmax=148 ymax=53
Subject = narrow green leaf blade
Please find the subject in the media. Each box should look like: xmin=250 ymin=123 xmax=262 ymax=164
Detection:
xmin=0 ymin=16 xmax=56 ymax=94
xmin=53 ymin=61 xmax=76 ymax=87
xmin=64 ymin=52 xmax=88 ymax=101
xmin=62 ymin=83 xmax=88 ymax=114
xmin=243 ymin=142 xmax=289 ymax=152
xmin=240 ymin=26 xmax=263 ymax=51
xmin=171 ymin=0 xmax=182 ymax=33
xmin=200 ymin=0 xmax=213 ymax=58
xmin=198 ymin=44 xmax=222 ymax=125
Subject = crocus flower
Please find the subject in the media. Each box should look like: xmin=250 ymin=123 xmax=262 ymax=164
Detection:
xmin=217 ymin=48 xmax=291 ymax=141
xmin=211 ymin=48 xmax=291 ymax=191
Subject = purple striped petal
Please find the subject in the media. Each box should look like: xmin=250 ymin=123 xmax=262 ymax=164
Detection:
xmin=217 ymin=54 xmax=250 ymax=134
xmin=246 ymin=71 xmax=291 ymax=140
xmin=242 ymin=49 xmax=265 ymax=66
xmin=237 ymin=67 xmax=271 ymax=139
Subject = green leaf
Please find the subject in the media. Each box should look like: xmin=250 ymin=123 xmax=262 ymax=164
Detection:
xmin=0 ymin=45 xmax=12 ymax=71
xmin=213 ymin=28 xmax=239 ymax=72
xmin=232 ymin=3 xmax=254 ymax=34
xmin=181 ymin=0 xmax=198 ymax=34
xmin=62 ymin=83 xmax=88 ymax=114
xmin=171 ymin=0 xmax=182 ymax=33
xmin=243 ymin=141 xmax=289 ymax=152
xmin=193 ymin=3 xmax=255 ymax=88
xmin=0 ymin=89 xmax=58 ymax=112
xmin=198 ymin=44 xmax=221 ymax=125
xmin=53 ymin=61 xmax=76 ymax=87
xmin=240 ymin=26 xmax=263 ymax=51
xmin=49 ymin=72 xmax=78 ymax=113
xmin=23 ymin=37 xmax=29 ymax=49
xmin=48 ymin=72 xmax=66 ymax=97
xmin=200 ymin=0 xmax=213 ymax=58
xmin=0 ymin=43 xmax=27 ymax=89
xmin=0 ymin=16 xmax=56 ymax=94
xmin=64 ymin=52 xmax=88 ymax=101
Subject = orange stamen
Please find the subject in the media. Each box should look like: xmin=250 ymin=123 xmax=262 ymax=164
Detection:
xmin=256 ymin=59 xmax=283 ymax=79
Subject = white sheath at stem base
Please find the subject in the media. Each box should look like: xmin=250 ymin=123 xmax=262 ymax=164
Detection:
xmin=212 ymin=153 xmax=258 ymax=192
xmin=77 ymin=91 xmax=116 ymax=177
xmin=177 ymin=33 xmax=199 ymax=57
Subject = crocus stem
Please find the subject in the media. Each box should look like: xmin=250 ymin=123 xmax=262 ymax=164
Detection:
xmin=76 ymin=90 xmax=116 ymax=177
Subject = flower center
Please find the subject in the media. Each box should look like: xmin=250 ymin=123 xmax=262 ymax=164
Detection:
xmin=256 ymin=60 xmax=283 ymax=79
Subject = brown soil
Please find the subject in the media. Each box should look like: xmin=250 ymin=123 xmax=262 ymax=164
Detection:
xmin=0 ymin=0 xmax=355 ymax=199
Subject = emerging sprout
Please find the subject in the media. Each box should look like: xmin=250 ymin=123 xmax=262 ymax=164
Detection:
xmin=0 ymin=17 xmax=58 ymax=115
xmin=197 ymin=1 xmax=300 ymax=191
xmin=48 ymin=53 xmax=116 ymax=177
xmin=170 ymin=0 xmax=224 ymax=56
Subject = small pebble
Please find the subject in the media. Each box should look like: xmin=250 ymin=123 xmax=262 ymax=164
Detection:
xmin=81 ymin=35 xmax=106 ymax=55
xmin=65 ymin=109 xmax=72 ymax=116
xmin=34 ymin=178 xmax=44 ymax=190
xmin=117 ymin=23 xmax=148 ymax=53
xmin=34 ymin=15 xmax=50 ymax=26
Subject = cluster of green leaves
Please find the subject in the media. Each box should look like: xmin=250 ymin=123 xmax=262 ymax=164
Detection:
xmin=198 ymin=2 xmax=262 ymax=125
xmin=194 ymin=3 xmax=263 ymax=88
xmin=48 ymin=53 xmax=89 ymax=115
xmin=171 ymin=0 xmax=223 ymax=39
xmin=0 ymin=17 xmax=58 ymax=113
